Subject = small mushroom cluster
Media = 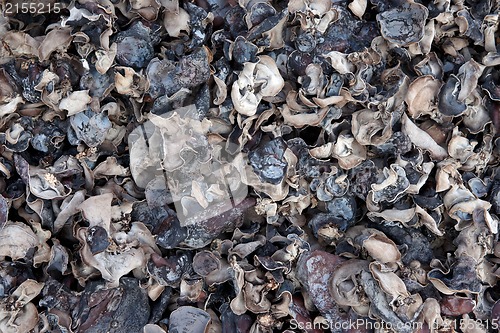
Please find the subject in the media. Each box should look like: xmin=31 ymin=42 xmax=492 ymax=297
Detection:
xmin=1 ymin=0 xmax=500 ymax=332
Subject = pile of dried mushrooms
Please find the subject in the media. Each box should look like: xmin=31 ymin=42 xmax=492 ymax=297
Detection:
xmin=1 ymin=0 xmax=500 ymax=332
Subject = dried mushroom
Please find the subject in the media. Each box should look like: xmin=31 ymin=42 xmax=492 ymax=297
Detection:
xmin=329 ymin=259 xmax=370 ymax=308
xmin=169 ymin=306 xmax=211 ymax=333
xmin=1 ymin=0 xmax=500 ymax=331
xmin=231 ymin=55 xmax=284 ymax=116
xmin=249 ymin=137 xmax=288 ymax=185
xmin=75 ymin=193 xmax=158 ymax=287
xmin=377 ymin=2 xmax=428 ymax=46
xmin=405 ymin=75 xmax=441 ymax=119
xmin=72 ymin=277 xmax=150 ymax=333
xmin=0 ymin=280 xmax=44 ymax=333
xmin=0 ymin=221 xmax=50 ymax=265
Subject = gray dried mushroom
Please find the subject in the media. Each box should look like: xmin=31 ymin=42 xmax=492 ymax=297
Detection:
xmin=377 ymin=0 xmax=429 ymax=46
xmin=249 ymin=137 xmax=288 ymax=185
xmin=168 ymin=306 xmax=211 ymax=333
xmin=115 ymin=21 xmax=156 ymax=69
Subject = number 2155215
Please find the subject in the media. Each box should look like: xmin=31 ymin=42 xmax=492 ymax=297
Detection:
xmin=3 ymin=1 xmax=62 ymax=15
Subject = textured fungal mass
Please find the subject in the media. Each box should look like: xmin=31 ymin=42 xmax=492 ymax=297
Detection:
xmin=1 ymin=0 xmax=500 ymax=331
xmin=249 ymin=138 xmax=288 ymax=185
xmin=377 ymin=1 xmax=429 ymax=46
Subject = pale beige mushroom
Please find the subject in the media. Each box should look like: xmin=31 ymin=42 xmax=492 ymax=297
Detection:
xmin=401 ymin=113 xmax=448 ymax=160
xmin=457 ymin=59 xmax=484 ymax=102
xmin=331 ymin=132 xmax=366 ymax=169
xmin=114 ymin=67 xmax=149 ymax=98
xmin=232 ymin=56 xmax=284 ymax=116
xmin=448 ymin=129 xmax=477 ymax=164
xmin=59 ymin=90 xmax=92 ymax=116
xmin=348 ymin=0 xmax=367 ymax=19
xmin=345 ymin=226 xmax=402 ymax=265
xmin=369 ymin=262 xmax=410 ymax=305
xmin=75 ymin=194 xmax=159 ymax=287
xmin=164 ymin=7 xmax=190 ymax=37
xmin=405 ymin=76 xmax=442 ymax=118
xmin=0 ymin=280 xmax=44 ymax=333
xmin=351 ymin=109 xmax=392 ymax=146
xmin=0 ymin=221 xmax=51 ymax=264
xmin=329 ymin=259 xmax=370 ymax=307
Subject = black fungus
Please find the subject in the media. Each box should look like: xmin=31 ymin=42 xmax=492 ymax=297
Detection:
xmin=249 ymin=138 xmax=288 ymax=185
xmin=73 ymin=277 xmax=150 ymax=333
xmin=115 ymin=22 xmax=155 ymax=69
xmin=86 ymin=226 xmax=110 ymax=255
xmin=438 ymin=75 xmax=467 ymax=116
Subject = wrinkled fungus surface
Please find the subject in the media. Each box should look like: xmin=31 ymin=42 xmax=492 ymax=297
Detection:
xmin=1 ymin=0 xmax=500 ymax=332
